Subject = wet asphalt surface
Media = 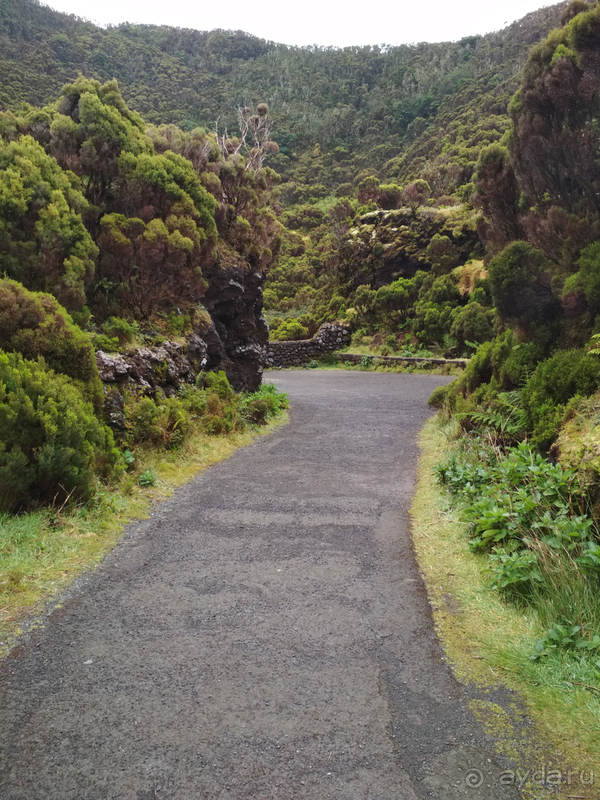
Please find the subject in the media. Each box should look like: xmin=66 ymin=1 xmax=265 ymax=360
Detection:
xmin=0 ymin=371 xmax=525 ymax=800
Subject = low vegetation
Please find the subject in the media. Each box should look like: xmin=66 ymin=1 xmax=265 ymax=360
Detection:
xmin=412 ymin=418 xmax=600 ymax=790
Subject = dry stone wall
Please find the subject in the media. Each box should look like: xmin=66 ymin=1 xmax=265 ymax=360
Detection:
xmin=265 ymin=323 xmax=351 ymax=368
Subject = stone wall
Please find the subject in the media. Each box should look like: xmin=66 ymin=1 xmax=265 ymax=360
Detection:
xmin=265 ymin=323 xmax=351 ymax=368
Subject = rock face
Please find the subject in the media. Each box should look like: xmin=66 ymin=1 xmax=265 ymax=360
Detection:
xmin=266 ymin=323 xmax=351 ymax=368
xmin=96 ymin=263 xmax=269 ymax=425
xmin=96 ymin=343 xmax=194 ymax=395
xmin=96 ymin=342 xmax=198 ymax=430
xmin=202 ymin=266 xmax=268 ymax=393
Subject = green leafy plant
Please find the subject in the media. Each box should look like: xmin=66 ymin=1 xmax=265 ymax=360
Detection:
xmin=0 ymin=350 xmax=123 ymax=512
xmin=138 ymin=469 xmax=157 ymax=487
xmin=122 ymin=450 xmax=135 ymax=468
xmin=240 ymin=383 xmax=289 ymax=425
xmin=437 ymin=437 xmax=600 ymax=658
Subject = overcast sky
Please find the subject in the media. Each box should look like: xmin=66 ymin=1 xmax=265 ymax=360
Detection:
xmin=43 ymin=0 xmax=558 ymax=47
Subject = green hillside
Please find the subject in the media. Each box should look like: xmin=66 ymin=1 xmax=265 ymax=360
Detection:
xmin=0 ymin=0 xmax=567 ymax=188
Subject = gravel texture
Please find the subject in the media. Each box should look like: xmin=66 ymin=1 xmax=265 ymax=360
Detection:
xmin=0 ymin=371 xmax=523 ymax=799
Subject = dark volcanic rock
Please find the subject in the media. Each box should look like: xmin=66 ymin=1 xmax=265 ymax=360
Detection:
xmin=202 ymin=266 xmax=268 ymax=392
xmin=96 ymin=263 xmax=269 ymax=427
xmin=102 ymin=385 xmax=126 ymax=432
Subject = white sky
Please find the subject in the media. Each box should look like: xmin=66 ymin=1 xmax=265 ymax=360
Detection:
xmin=42 ymin=0 xmax=558 ymax=48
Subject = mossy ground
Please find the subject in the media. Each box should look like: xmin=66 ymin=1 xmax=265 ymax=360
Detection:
xmin=0 ymin=411 xmax=289 ymax=654
xmin=411 ymin=416 xmax=600 ymax=798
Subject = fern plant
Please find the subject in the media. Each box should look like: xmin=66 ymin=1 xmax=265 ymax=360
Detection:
xmin=587 ymin=332 xmax=600 ymax=357
xmin=458 ymin=389 xmax=528 ymax=445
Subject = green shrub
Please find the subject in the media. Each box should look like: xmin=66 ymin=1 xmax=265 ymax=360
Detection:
xmin=563 ymin=240 xmax=600 ymax=314
xmin=241 ymin=383 xmax=289 ymax=425
xmin=201 ymin=391 xmax=239 ymax=435
xmin=269 ymin=320 xmax=310 ymax=341
xmin=92 ymin=334 xmax=120 ymax=352
xmin=200 ymin=370 xmax=236 ymax=400
xmin=0 ymin=279 xmax=103 ymax=411
xmin=164 ymin=312 xmax=191 ymax=337
xmin=428 ymin=384 xmax=453 ymax=409
xmin=521 ymin=349 xmax=600 ymax=450
xmin=0 ymin=134 xmax=98 ymax=313
xmin=459 ymin=331 xmax=515 ymax=394
xmin=123 ymin=373 xmax=243 ymax=447
xmin=498 ymin=341 xmax=541 ymax=389
xmin=296 ymin=314 xmax=318 ymax=337
xmin=450 ymin=302 xmax=493 ymax=348
xmin=487 ymin=242 xmax=560 ymax=329
xmin=0 ymin=351 xmax=123 ymax=512
xmin=102 ymin=317 xmax=135 ymax=346
xmin=123 ymin=393 xmax=191 ymax=449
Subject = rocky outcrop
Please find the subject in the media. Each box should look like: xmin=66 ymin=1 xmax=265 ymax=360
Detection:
xmin=96 ymin=290 xmax=269 ymax=429
xmin=97 ymin=342 xmax=196 ymax=430
xmin=96 ymin=342 xmax=195 ymax=395
xmin=96 ymin=258 xmax=269 ymax=418
xmin=202 ymin=265 xmax=268 ymax=392
xmin=266 ymin=323 xmax=351 ymax=368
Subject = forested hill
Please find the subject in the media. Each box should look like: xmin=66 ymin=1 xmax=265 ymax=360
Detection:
xmin=0 ymin=0 xmax=566 ymax=188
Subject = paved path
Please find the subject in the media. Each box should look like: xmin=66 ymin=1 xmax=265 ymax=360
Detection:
xmin=0 ymin=371 xmax=521 ymax=799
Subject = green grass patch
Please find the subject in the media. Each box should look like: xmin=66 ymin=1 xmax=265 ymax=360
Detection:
xmin=266 ymin=358 xmax=462 ymax=377
xmin=411 ymin=416 xmax=600 ymax=796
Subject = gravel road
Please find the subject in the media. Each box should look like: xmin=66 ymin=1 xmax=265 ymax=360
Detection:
xmin=0 ymin=371 xmax=523 ymax=799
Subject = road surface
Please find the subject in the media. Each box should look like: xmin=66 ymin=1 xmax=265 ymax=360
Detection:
xmin=0 ymin=371 xmax=522 ymax=799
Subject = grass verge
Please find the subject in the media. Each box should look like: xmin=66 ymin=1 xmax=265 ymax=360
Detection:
xmin=269 ymin=358 xmax=463 ymax=377
xmin=411 ymin=416 xmax=600 ymax=797
xmin=0 ymin=410 xmax=289 ymax=654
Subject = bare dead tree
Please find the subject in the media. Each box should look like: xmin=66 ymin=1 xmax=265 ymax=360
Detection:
xmin=215 ymin=103 xmax=278 ymax=172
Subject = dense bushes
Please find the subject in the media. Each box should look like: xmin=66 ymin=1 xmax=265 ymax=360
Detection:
xmin=521 ymin=349 xmax=600 ymax=450
xmin=455 ymin=334 xmax=600 ymax=452
xmin=487 ymin=242 xmax=559 ymax=331
xmin=0 ymin=135 xmax=98 ymax=314
xmin=123 ymin=373 xmax=288 ymax=449
xmin=0 ymin=279 xmax=103 ymax=411
xmin=0 ymin=353 xmax=287 ymax=513
xmin=0 ymin=351 xmax=122 ymax=512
